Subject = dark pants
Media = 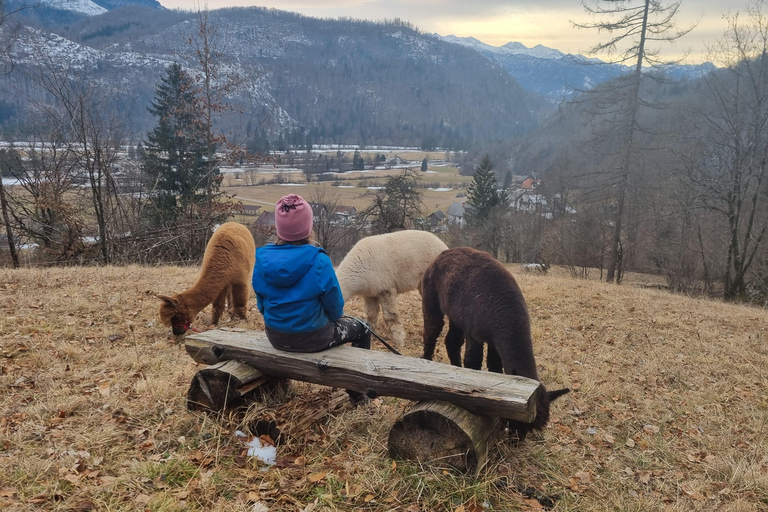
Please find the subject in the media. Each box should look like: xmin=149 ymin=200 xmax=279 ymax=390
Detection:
xmin=329 ymin=317 xmax=371 ymax=404
xmin=265 ymin=317 xmax=371 ymax=404
xmin=328 ymin=317 xmax=372 ymax=350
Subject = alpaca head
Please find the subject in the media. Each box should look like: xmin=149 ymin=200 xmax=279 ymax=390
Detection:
xmin=508 ymin=387 xmax=570 ymax=441
xmin=156 ymin=294 xmax=192 ymax=335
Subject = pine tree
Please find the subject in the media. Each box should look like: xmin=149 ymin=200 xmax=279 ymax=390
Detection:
xmin=143 ymin=63 xmax=212 ymax=224
xmin=465 ymin=154 xmax=506 ymax=224
xmin=421 ymin=157 xmax=428 ymax=172
xmin=352 ymin=149 xmax=365 ymax=170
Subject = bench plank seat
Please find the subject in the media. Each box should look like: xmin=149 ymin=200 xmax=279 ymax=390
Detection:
xmin=185 ymin=328 xmax=542 ymax=423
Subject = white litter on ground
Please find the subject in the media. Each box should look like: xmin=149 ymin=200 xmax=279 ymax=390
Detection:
xmin=235 ymin=430 xmax=276 ymax=465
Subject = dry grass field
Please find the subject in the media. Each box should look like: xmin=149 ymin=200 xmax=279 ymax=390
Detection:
xmin=221 ymin=163 xmax=472 ymax=215
xmin=1 ymin=263 xmax=767 ymax=511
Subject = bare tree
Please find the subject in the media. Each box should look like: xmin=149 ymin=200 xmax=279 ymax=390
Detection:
xmin=308 ymin=185 xmax=359 ymax=262
xmin=0 ymin=0 xmax=26 ymax=267
xmin=358 ymin=168 xmax=425 ymax=234
xmin=26 ymin=55 xmax=131 ymax=264
xmin=185 ymin=6 xmax=242 ymax=225
xmin=2 ymin=137 xmax=87 ymax=260
xmin=0 ymin=150 xmax=19 ymax=266
xmin=676 ymin=3 xmax=768 ymax=301
xmin=573 ymin=0 xmax=695 ymax=283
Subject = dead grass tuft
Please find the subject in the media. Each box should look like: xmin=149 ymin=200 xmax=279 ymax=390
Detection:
xmin=1 ymin=264 xmax=767 ymax=511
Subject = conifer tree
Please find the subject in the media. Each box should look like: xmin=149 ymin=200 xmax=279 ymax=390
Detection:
xmin=352 ymin=149 xmax=365 ymax=170
xmin=143 ymin=63 xmax=212 ymax=225
xmin=465 ymin=154 xmax=506 ymax=224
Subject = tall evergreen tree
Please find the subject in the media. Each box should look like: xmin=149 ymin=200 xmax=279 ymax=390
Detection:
xmin=465 ymin=154 xmax=507 ymax=224
xmin=143 ymin=63 xmax=213 ymax=225
xmin=352 ymin=149 xmax=365 ymax=170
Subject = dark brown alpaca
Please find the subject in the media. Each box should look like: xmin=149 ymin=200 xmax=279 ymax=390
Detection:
xmin=421 ymin=246 xmax=569 ymax=439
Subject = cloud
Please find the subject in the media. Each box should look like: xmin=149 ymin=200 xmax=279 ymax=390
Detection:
xmin=160 ymin=0 xmax=743 ymax=62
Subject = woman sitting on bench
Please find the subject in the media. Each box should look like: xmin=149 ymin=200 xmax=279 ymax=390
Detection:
xmin=252 ymin=194 xmax=371 ymax=405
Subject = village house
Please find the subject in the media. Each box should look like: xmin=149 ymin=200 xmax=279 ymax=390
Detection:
xmin=333 ymin=205 xmax=356 ymax=225
xmin=426 ymin=209 xmax=447 ymax=232
xmin=446 ymin=201 xmax=465 ymax=227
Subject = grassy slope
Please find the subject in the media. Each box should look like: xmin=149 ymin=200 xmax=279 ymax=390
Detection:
xmin=0 ymin=265 xmax=766 ymax=511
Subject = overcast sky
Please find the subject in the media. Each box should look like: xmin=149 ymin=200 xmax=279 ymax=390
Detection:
xmin=157 ymin=1 xmax=748 ymax=63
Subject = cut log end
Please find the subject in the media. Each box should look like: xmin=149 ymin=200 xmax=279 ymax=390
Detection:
xmin=388 ymin=400 xmax=502 ymax=473
xmin=187 ymin=360 xmax=287 ymax=412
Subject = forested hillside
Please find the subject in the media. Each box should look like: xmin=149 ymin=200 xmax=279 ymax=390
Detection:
xmin=0 ymin=5 xmax=552 ymax=148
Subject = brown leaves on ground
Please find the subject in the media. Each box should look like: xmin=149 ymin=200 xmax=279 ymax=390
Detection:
xmin=1 ymin=264 xmax=767 ymax=511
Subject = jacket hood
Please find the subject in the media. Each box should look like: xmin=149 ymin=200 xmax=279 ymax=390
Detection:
xmin=257 ymin=244 xmax=325 ymax=288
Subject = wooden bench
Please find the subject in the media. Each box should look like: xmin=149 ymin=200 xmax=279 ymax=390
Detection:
xmin=184 ymin=328 xmax=542 ymax=472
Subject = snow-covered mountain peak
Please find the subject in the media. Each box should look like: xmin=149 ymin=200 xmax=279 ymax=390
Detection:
xmin=41 ymin=0 xmax=108 ymax=15
xmin=438 ymin=34 xmax=565 ymax=60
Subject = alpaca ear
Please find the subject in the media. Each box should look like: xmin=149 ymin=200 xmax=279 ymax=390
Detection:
xmin=156 ymin=294 xmax=179 ymax=309
xmin=547 ymin=388 xmax=570 ymax=401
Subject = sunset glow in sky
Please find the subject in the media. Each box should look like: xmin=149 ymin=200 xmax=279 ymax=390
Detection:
xmin=158 ymin=0 xmax=746 ymax=64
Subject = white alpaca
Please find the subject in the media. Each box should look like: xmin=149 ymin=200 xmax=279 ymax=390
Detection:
xmin=336 ymin=230 xmax=448 ymax=348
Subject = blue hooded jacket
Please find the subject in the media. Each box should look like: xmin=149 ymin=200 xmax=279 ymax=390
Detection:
xmin=253 ymin=244 xmax=344 ymax=333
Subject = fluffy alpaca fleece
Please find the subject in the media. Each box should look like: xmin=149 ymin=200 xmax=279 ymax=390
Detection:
xmin=157 ymin=222 xmax=256 ymax=335
xmin=336 ymin=230 xmax=448 ymax=348
xmin=421 ymin=246 xmax=569 ymax=439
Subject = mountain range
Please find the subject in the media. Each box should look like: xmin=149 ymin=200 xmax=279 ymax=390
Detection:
xmin=0 ymin=0 xmax=716 ymax=148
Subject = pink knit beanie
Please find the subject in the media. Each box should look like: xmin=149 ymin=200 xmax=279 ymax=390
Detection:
xmin=275 ymin=194 xmax=313 ymax=241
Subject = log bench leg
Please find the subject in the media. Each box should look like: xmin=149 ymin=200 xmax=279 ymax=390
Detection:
xmin=187 ymin=360 xmax=288 ymax=412
xmin=388 ymin=400 xmax=503 ymax=473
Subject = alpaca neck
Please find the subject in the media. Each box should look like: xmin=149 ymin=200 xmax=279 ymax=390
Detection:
xmin=179 ymin=281 xmax=221 ymax=318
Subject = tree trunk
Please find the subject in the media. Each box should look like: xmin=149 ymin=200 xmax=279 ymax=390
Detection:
xmin=0 ymin=155 xmax=19 ymax=268
xmin=606 ymin=0 xmax=650 ymax=283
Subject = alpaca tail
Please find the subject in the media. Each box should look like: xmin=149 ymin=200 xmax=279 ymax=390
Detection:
xmin=342 ymin=315 xmax=402 ymax=355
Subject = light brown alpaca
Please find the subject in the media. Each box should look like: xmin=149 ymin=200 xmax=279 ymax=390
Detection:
xmin=157 ymin=222 xmax=256 ymax=335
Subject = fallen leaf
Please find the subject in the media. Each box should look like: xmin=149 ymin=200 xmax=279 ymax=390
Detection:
xmin=523 ymin=498 xmax=544 ymax=510
xmin=134 ymin=494 xmax=151 ymax=505
xmin=364 ymin=494 xmax=375 ymax=502
xmin=643 ymin=424 xmax=660 ymax=434
xmin=307 ymin=472 xmax=327 ymax=483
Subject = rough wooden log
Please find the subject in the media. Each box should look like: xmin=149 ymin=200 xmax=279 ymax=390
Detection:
xmin=388 ymin=400 xmax=502 ymax=473
xmin=187 ymin=359 xmax=286 ymax=412
xmin=185 ymin=329 xmax=542 ymax=423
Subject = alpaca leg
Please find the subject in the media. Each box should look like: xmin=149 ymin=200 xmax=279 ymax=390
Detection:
xmin=486 ymin=343 xmax=503 ymax=373
xmin=444 ymin=322 xmax=465 ymax=367
xmin=230 ymin=282 xmax=249 ymax=320
xmin=422 ymin=314 xmax=444 ymax=360
xmin=211 ymin=286 xmax=229 ymax=325
xmin=379 ymin=290 xmax=405 ymax=348
xmin=421 ymin=278 xmax=443 ymax=360
xmin=364 ymin=296 xmax=380 ymax=330
xmin=463 ymin=337 xmax=484 ymax=370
